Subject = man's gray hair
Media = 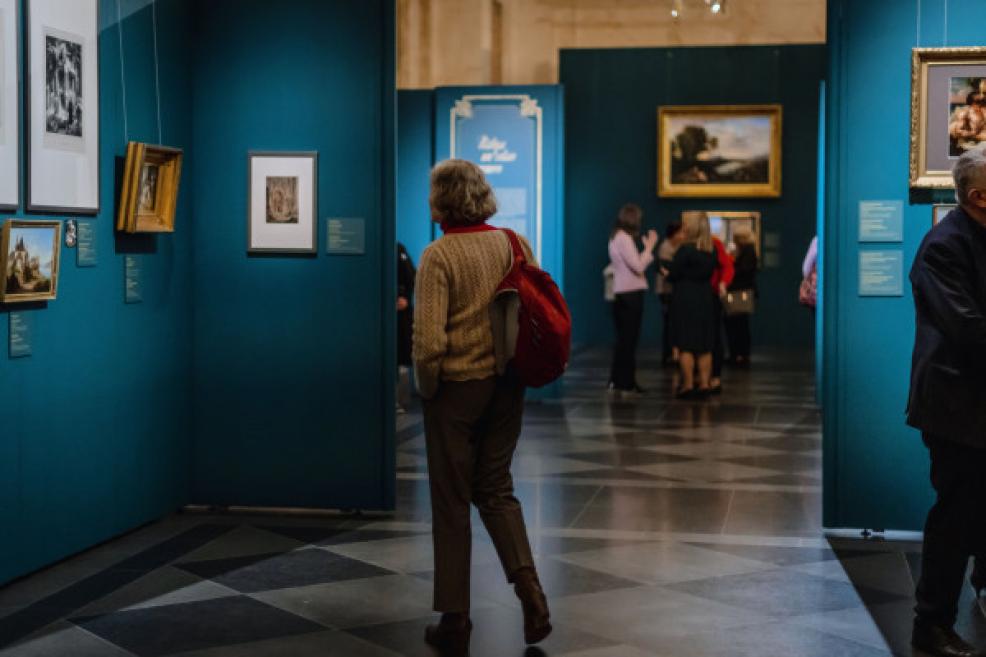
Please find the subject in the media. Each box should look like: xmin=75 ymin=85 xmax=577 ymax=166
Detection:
xmin=953 ymin=147 xmax=986 ymax=204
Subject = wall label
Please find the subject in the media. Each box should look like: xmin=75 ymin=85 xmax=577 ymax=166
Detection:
xmin=9 ymin=312 xmax=32 ymax=358
xmin=859 ymin=250 xmax=904 ymax=296
xmin=125 ymin=255 xmax=142 ymax=304
xmin=326 ymin=217 xmax=365 ymax=255
xmin=859 ymin=200 xmax=904 ymax=242
xmin=77 ymin=220 xmax=97 ymax=267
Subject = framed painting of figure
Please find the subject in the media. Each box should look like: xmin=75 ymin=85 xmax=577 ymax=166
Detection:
xmin=117 ymin=142 xmax=184 ymax=233
xmin=27 ymin=0 xmax=99 ymax=213
xmin=1 ymin=219 xmax=61 ymax=303
xmin=247 ymin=152 xmax=318 ymax=254
xmin=0 ymin=0 xmax=19 ymax=210
xmin=658 ymin=105 xmax=782 ymax=198
xmin=911 ymin=47 xmax=986 ymax=189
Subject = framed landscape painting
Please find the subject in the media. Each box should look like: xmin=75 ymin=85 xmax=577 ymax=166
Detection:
xmin=247 ymin=152 xmax=318 ymax=253
xmin=1 ymin=219 xmax=61 ymax=303
xmin=27 ymin=0 xmax=99 ymax=213
xmin=658 ymin=105 xmax=782 ymax=198
xmin=911 ymin=47 xmax=986 ymax=189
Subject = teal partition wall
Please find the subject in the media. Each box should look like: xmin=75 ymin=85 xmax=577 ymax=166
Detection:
xmin=0 ymin=0 xmax=194 ymax=585
xmin=823 ymin=0 xmax=986 ymax=531
xmin=190 ymin=0 xmax=397 ymax=510
xmin=560 ymin=46 xmax=824 ymax=348
xmin=397 ymin=89 xmax=434 ymax=264
xmin=432 ymin=86 xmax=566 ymax=284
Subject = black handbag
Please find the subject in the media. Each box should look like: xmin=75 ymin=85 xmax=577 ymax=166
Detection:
xmin=723 ymin=289 xmax=755 ymax=316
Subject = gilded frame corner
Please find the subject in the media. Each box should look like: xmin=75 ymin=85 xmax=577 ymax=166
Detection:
xmin=910 ymin=46 xmax=986 ymax=190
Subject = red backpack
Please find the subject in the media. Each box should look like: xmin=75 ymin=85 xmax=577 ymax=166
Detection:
xmin=494 ymin=230 xmax=572 ymax=387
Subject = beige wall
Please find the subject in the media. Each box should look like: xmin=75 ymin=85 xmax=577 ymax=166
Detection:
xmin=398 ymin=0 xmax=826 ymax=88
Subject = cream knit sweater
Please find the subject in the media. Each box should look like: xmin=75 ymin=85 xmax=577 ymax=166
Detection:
xmin=413 ymin=230 xmax=535 ymax=399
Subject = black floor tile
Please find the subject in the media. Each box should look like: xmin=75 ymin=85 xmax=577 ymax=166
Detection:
xmin=73 ymin=595 xmax=325 ymax=657
xmin=175 ymin=548 xmax=393 ymax=593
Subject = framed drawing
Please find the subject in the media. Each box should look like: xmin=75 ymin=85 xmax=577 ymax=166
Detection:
xmin=933 ymin=204 xmax=956 ymax=225
xmin=1 ymin=219 xmax=61 ymax=303
xmin=117 ymin=142 xmax=184 ymax=233
xmin=0 ymin=0 xmax=19 ymax=210
xmin=27 ymin=0 xmax=99 ymax=214
xmin=658 ymin=105 xmax=782 ymax=198
xmin=911 ymin=47 xmax=986 ymax=189
xmin=247 ymin=152 xmax=318 ymax=253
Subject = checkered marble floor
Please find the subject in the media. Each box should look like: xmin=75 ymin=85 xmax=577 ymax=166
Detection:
xmin=1 ymin=348 xmax=983 ymax=656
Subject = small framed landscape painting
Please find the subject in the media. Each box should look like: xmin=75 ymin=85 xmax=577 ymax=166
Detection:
xmin=27 ymin=0 xmax=99 ymax=213
xmin=117 ymin=142 xmax=184 ymax=233
xmin=247 ymin=152 xmax=318 ymax=254
xmin=1 ymin=219 xmax=61 ymax=303
xmin=911 ymin=47 xmax=986 ymax=189
xmin=658 ymin=104 xmax=782 ymax=198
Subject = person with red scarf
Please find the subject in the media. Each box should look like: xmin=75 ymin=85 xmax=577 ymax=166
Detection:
xmin=709 ymin=234 xmax=735 ymax=394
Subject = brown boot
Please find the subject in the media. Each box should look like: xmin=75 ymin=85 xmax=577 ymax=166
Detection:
xmin=424 ymin=613 xmax=472 ymax=656
xmin=513 ymin=567 xmax=552 ymax=645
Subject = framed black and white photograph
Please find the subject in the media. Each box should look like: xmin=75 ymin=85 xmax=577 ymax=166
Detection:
xmin=248 ymin=152 xmax=317 ymax=253
xmin=0 ymin=0 xmax=20 ymax=210
xmin=27 ymin=0 xmax=98 ymax=213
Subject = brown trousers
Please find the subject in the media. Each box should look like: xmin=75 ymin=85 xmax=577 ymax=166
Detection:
xmin=423 ymin=376 xmax=535 ymax=612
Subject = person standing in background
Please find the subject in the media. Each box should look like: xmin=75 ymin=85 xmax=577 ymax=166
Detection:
xmin=656 ymin=222 xmax=683 ymax=367
xmin=800 ymin=235 xmax=819 ymax=310
xmin=397 ymin=242 xmax=416 ymax=413
xmin=668 ymin=212 xmax=717 ymax=398
xmin=724 ymin=230 xmax=758 ymax=367
xmin=608 ymin=203 xmax=659 ymax=398
xmin=708 ymin=226 xmax=735 ymax=395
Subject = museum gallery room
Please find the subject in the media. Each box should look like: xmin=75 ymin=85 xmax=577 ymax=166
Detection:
xmin=6 ymin=0 xmax=986 ymax=656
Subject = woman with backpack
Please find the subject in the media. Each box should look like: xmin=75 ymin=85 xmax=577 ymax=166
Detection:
xmin=413 ymin=159 xmax=553 ymax=657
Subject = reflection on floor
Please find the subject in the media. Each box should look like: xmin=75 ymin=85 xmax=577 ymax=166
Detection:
xmin=1 ymin=348 xmax=984 ymax=656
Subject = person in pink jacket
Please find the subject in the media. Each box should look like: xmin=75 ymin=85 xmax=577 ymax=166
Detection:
xmin=607 ymin=203 xmax=658 ymax=398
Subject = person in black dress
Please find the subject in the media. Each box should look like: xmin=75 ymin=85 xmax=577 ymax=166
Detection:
xmin=725 ymin=230 xmax=758 ymax=367
xmin=397 ymin=242 xmax=416 ymax=411
xmin=667 ymin=212 xmax=717 ymax=398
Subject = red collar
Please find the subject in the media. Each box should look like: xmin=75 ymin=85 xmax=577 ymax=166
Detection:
xmin=441 ymin=222 xmax=497 ymax=234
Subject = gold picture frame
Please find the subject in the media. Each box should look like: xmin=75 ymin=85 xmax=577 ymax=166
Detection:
xmin=910 ymin=47 xmax=986 ymax=189
xmin=1 ymin=219 xmax=61 ymax=303
xmin=117 ymin=142 xmax=184 ymax=233
xmin=658 ymin=104 xmax=782 ymax=198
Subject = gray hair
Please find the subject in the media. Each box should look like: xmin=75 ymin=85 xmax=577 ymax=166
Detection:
xmin=953 ymin=147 xmax=986 ymax=204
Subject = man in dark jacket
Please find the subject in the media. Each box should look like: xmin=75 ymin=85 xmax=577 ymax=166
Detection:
xmin=909 ymin=149 xmax=986 ymax=657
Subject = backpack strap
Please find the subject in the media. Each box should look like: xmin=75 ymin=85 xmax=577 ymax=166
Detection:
xmin=501 ymin=229 xmax=527 ymax=265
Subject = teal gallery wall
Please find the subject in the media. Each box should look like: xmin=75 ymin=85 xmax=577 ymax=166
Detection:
xmin=190 ymin=0 xmax=396 ymax=511
xmin=0 ymin=0 xmax=194 ymax=587
xmin=560 ymin=46 xmax=825 ymax=349
xmin=397 ymin=89 xmax=434 ymax=263
xmin=0 ymin=0 xmax=396 ymax=587
xmin=822 ymin=0 xmax=985 ymax=531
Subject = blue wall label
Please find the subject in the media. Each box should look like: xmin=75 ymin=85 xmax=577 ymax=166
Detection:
xmin=76 ymin=221 xmax=97 ymax=267
xmin=9 ymin=312 xmax=32 ymax=358
xmin=124 ymin=256 xmax=142 ymax=304
xmin=325 ymin=217 xmax=365 ymax=255
xmin=451 ymin=95 xmax=541 ymax=260
xmin=859 ymin=200 xmax=904 ymax=242
xmin=859 ymin=250 xmax=904 ymax=296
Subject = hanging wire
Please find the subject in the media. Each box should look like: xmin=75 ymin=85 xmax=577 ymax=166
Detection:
xmin=916 ymin=0 xmax=921 ymax=46
xmin=152 ymin=0 xmax=162 ymax=145
xmin=116 ymin=0 xmax=129 ymax=145
xmin=942 ymin=0 xmax=948 ymax=46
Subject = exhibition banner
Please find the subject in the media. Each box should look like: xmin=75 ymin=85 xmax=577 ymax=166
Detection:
xmin=451 ymin=95 xmax=542 ymax=260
